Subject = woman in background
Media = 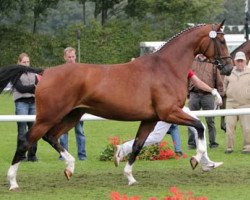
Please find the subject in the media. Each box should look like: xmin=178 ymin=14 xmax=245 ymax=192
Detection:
xmin=13 ymin=53 xmax=40 ymax=162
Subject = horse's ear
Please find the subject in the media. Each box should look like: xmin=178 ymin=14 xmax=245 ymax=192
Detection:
xmin=217 ymin=19 xmax=226 ymax=31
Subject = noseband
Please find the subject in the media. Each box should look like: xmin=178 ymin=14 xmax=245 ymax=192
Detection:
xmin=201 ymin=25 xmax=232 ymax=70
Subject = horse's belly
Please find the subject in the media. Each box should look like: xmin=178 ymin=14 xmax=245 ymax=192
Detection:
xmin=81 ymin=105 xmax=157 ymax=121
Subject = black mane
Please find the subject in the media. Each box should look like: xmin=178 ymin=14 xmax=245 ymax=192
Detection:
xmin=157 ymin=24 xmax=206 ymax=52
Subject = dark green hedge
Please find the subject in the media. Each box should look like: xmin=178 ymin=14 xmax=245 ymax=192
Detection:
xmin=0 ymin=19 xmax=167 ymax=68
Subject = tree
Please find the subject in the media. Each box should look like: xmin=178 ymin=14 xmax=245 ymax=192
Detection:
xmin=124 ymin=0 xmax=150 ymax=19
xmin=78 ymin=0 xmax=88 ymax=25
xmin=148 ymin=0 xmax=225 ymax=37
xmin=0 ymin=0 xmax=18 ymax=21
xmin=217 ymin=0 xmax=247 ymax=25
xmin=91 ymin=0 xmax=123 ymax=25
xmin=30 ymin=0 xmax=60 ymax=33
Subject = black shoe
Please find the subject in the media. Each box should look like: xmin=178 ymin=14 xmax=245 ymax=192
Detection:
xmin=209 ymin=142 xmax=219 ymax=149
xmin=21 ymin=157 xmax=28 ymax=162
xmin=188 ymin=145 xmax=196 ymax=150
xmin=28 ymin=157 xmax=38 ymax=162
xmin=224 ymin=149 xmax=233 ymax=154
xmin=175 ymin=151 xmax=183 ymax=156
xmin=221 ymin=125 xmax=226 ymax=132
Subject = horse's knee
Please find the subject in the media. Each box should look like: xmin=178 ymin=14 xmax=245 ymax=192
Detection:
xmin=128 ymin=145 xmax=141 ymax=165
xmin=131 ymin=142 xmax=144 ymax=157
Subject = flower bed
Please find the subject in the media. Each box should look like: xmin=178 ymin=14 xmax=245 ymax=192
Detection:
xmin=99 ymin=136 xmax=187 ymax=161
xmin=110 ymin=186 xmax=208 ymax=200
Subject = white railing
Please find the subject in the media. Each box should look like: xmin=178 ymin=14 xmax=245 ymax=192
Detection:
xmin=0 ymin=108 xmax=250 ymax=122
xmin=0 ymin=114 xmax=103 ymax=122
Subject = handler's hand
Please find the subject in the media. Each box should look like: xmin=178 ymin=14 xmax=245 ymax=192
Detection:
xmin=211 ymin=89 xmax=222 ymax=109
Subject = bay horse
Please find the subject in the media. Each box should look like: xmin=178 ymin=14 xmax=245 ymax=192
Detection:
xmin=3 ymin=21 xmax=233 ymax=191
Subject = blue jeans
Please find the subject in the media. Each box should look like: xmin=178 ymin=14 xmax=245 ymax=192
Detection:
xmin=167 ymin=124 xmax=182 ymax=152
xmin=15 ymin=101 xmax=37 ymax=159
xmin=59 ymin=121 xmax=86 ymax=160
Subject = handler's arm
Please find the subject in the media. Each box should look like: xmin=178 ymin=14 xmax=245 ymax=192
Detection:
xmin=190 ymin=74 xmax=222 ymax=106
xmin=190 ymin=74 xmax=213 ymax=92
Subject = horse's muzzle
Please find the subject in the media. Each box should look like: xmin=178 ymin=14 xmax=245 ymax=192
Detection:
xmin=220 ymin=65 xmax=233 ymax=76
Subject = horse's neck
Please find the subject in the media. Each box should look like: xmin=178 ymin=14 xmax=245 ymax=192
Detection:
xmin=158 ymin=38 xmax=198 ymax=75
xmin=158 ymin=27 xmax=211 ymax=76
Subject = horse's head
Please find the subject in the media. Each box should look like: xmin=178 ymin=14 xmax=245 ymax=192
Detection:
xmin=198 ymin=20 xmax=233 ymax=76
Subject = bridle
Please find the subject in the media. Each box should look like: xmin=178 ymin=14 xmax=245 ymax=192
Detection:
xmin=201 ymin=25 xmax=232 ymax=70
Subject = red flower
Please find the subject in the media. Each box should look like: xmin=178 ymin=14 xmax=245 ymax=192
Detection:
xmin=196 ymin=197 xmax=208 ymax=200
xmin=182 ymin=153 xmax=187 ymax=158
xmin=121 ymin=194 xmax=129 ymax=200
xmin=108 ymin=136 xmax=120 ymax=146
xmin=170 ymin=186 xmax=179 ymax=194
xmin=148 ymin=197 xmax=158 ymax=200
xmin=110 ymin=187 xmax=208 ymax=200
xmin=160 ymin=141 xmax=167 ymax=148
xmin=129 ymin=196 xmax=141 ymax=200
xmin=166 ymin=149 xmax=175 ymax=157
xmin=110 ymin=191 xmax=121 ymax=200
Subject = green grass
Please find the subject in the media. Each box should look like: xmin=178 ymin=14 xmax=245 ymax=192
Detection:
xmin=0 ymin=92 xmax=249 ymax=199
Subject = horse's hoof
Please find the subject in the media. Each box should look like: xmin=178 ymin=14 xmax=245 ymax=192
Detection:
xmin=9 ymin=187 xmax=20 ymax=192
xmin=64 ymin=169 xmax=73 ymax=180
xmin=128 ymin=180 xmax=138 ymax=186
xmin=202 ymin=161 xmax=223 ymax=172
xmin=190 ymin=157 xmax=198 ymax=170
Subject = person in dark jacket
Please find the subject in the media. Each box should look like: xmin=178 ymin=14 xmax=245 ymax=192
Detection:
xmin=188 ymin=54 xmax=224 ymax=149
xmin=13 ymin=53 xmax=40 ymax=162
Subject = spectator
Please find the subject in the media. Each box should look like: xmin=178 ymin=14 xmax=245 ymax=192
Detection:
xmin=14 ymin=53 xmax=40 ymax=162
xmin=224 ymin=51 xmax=250 ymax=154
xmin=167 ymin=124 xmax=182 ymax=156
xmin=188 ymin=54 xmax=224 ymax=149
xmin=59 ymin=47 xmax=86 ymax=160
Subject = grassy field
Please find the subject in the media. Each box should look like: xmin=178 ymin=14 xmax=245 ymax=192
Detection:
xmin=0 ymin=92 xmax=249 ymax=199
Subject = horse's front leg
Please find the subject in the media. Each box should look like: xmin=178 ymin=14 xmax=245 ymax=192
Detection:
xmin=182 ymin=107 xmax=223 ymax=171
xmin=181 ymin=107 xmax=206 ymax=168
xmin=124 ymin=121 xmax=156 ymax=185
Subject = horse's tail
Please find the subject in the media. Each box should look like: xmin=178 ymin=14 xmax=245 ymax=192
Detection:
xmin=0 ymin=65 xmax=44 ymax=94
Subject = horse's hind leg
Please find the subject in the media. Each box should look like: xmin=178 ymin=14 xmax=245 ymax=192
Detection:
xmin=7 ymin=108 xmax=83 ymax=190
xmin=7 ymin=122 xmax=51 ymax=191
xmin=43 ymin=108 xmax=84 ymax=180
xmin=42 ymin=131 xmax=75 ymax=180
xmin=42 ymin=133 xmax=75 ymax=180
xmin=124 ymin=121 xmax=157 ymax=185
